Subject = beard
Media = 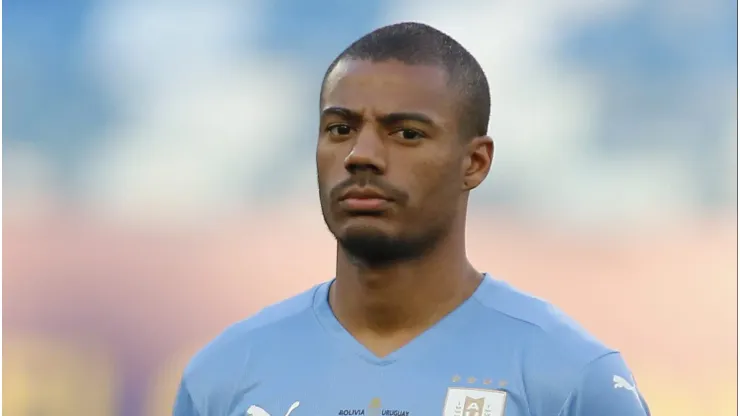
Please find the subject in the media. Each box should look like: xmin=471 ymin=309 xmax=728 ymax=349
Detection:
xmin=332 ymin=218 xmax=450 ymax=268
xmin=318 ymin=175 xmax=455 ymax=268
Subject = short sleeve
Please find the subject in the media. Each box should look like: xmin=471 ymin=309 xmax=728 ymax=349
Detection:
xmin=558 ymin=352 xmax=650 ymax=416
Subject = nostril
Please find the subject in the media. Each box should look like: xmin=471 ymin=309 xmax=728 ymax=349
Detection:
xmin=346 ymin=163 xmax=382 ymax=175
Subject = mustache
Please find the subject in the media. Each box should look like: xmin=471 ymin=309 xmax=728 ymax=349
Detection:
xmin=329 ymin=175 xmax=408 ymax=203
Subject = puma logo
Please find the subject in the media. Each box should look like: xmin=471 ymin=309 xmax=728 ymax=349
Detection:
xmin=247 ymin=401 xmax=300 ymax=416
xmin=613 ymin=375 xmax=636 ymax=392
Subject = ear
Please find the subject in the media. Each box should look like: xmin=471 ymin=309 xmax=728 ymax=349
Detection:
xmin=462 ymin=136 xmax=494 ymax=191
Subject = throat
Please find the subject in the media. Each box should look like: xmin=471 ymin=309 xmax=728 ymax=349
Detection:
xmin=329 ymin=266 xmax=483 ymax=357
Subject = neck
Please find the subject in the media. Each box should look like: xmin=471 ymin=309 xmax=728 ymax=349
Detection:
xmin=329 ymin=224 xmax=482 ymax=336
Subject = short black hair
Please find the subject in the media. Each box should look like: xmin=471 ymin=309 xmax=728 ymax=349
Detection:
xmin=321 ymin=22 xmax=491 ymax=138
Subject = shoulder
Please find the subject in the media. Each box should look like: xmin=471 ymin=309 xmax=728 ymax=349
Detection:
xmin=475 ymin=276 xmax=615 ymax=361
xmin=475 ymin=277 xmax=632 ymax=413
xmin=179 ymin=283 xmax=325 ymax=408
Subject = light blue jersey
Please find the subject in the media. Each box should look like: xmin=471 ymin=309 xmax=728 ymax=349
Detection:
xmin=174 ymin=275 xmax=650 ymax=416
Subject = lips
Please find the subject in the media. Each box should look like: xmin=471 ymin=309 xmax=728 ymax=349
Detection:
xmin=338 ymin=188 xmax=392 ymax=212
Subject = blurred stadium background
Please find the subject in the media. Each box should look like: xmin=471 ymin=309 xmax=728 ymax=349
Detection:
xmin=3 ymin=1 xmax=737 ymax=415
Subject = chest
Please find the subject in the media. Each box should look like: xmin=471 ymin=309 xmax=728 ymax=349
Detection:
xmin=226 ymin=353 xmax=530 ymax=416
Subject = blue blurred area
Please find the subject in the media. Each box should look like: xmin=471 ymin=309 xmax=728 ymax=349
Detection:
xmin=2 ymin=0 xmax=736 ymax=215
xmin=3 ymin=0 xmax=384 ymax=144
xmin=3 ymin=0 xmax=112 ymax=186
xmin=566 ymin=2 xmax=737 ymax=77
xmin=255 ymin=0 xmax=384 ymax=61
xmin=558 ymin=1 xmax=737 ymax=208
xmin=563 ymin=1 xmax=737 ymax=150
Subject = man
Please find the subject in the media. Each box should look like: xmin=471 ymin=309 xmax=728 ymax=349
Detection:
xmin=173 ymin=22 xmax=650 ymax=416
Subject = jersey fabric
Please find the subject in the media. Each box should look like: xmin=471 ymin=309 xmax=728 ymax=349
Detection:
xmin=173 ymin=274 xmax=650 ymax=416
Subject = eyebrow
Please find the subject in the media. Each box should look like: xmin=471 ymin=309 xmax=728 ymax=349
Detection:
xmin=321 ymin=106 xmax=436 ymax=127
xmin=321 ymin=106 xmax=362 ymax=122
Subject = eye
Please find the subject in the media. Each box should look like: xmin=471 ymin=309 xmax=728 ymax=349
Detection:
xmin=327 ymin=124 xmax=353 ymax=136
xmin=393 ymin=129 xmax=425 ymax=141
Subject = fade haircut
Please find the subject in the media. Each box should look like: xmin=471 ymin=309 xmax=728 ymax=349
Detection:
xmin=321 ymin=22 xmax=491 ymax=139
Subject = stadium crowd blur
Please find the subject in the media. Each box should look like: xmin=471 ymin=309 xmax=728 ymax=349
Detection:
xmin=3 ymin=1 xmax=737 ymax=415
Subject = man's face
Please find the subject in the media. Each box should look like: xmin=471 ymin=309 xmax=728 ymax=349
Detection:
xmin=317 ymin=59 xmax=475 ymax=266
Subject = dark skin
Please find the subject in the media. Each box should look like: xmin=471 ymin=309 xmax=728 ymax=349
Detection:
xmin=317 ymin=59 xmax=494 ymax=358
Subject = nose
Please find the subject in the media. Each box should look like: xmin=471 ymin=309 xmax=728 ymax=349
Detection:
xmin=344 ymin=126 xmax=387 ymax=175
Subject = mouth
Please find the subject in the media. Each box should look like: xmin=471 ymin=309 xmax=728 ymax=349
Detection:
xmin=338 ymin=188 xmax=393 ymax=213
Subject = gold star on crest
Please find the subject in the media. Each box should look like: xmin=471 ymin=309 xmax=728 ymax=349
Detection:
xmin=498 ymin=380 xmax=508 ymax=387
xmin=452 ymin=375 xmax=461 ymax=382
xmin=483 ymin=379 xmax=493 ymax=385
xmin=467 ymin=377 xmax=477 ymax=383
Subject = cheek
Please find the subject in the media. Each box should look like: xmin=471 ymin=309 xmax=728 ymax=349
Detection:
xmin=317 ymin=145 xmax=355 ymax=206
xmin=407 ymin=161 xmax=461 ymax=208
xmin=316 ymin=144 xmax=342 ymax=182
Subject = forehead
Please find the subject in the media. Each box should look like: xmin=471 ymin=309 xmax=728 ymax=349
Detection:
xmin=322 ymin=59 xmax=459 ymax=125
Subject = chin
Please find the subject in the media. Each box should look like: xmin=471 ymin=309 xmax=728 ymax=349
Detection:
xmin=334 ymin=222 xmax=435 ymax=267
xmin=336 ymin=219 xmax=397 ymax=245
xmin=337 ymin=231 xmax=404 ymax=267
